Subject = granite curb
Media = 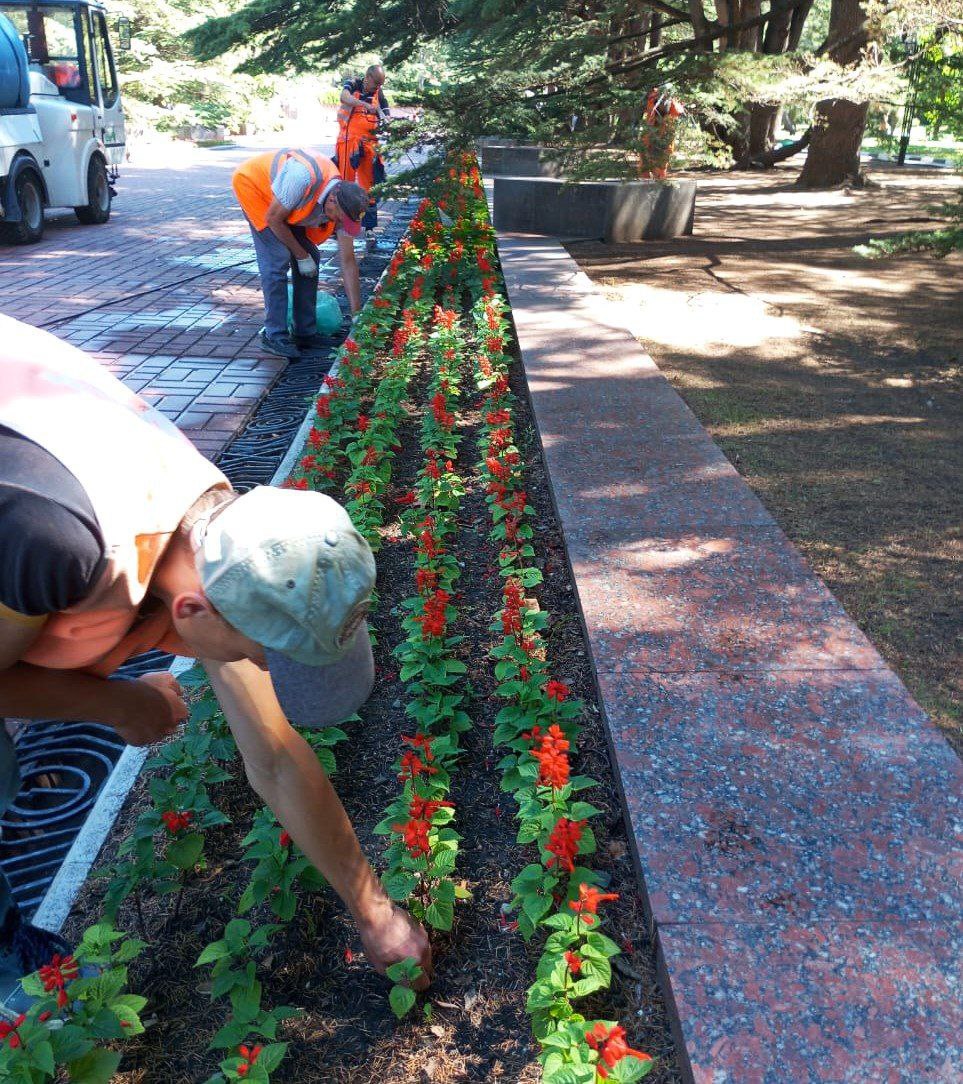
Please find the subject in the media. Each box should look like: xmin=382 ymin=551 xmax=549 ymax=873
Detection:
xmin=494 ymin=231 xmax=963 ymax=1083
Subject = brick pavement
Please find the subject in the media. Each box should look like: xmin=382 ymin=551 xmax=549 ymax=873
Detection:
xmin=0 ymin=140 xmax=402 ymax=460
xmin=496 ymin=233 xmax=962 ymax=1083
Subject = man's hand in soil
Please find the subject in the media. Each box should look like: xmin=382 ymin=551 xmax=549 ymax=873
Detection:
xmin=357 ymin=897 xmax=432 ymax=990
xmin=113 ymin=672 xmax=188 ymax=746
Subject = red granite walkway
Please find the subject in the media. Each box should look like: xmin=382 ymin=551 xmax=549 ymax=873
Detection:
xmin=495 ymin=233 xmax=963 ymax=1083
xmin=0 ymin=140 xmax=399 ymax=458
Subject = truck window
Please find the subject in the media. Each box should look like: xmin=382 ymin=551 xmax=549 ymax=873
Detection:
xmin=91 ymin=10 xmax=115 ymax=108
xmin=4 ymin=3 xmax=91 ymax=105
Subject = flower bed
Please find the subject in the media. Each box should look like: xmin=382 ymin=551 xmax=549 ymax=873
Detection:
xmin=1 ymin=163 xmax=680 ymax=1084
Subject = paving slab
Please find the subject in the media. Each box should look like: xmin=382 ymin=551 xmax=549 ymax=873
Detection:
xmin=658 ymin=920 xmax=962 ymax=1084
xmin=495 ymin=230 xmax=963 ymax=1081
xmin=0 ymin=141 xmax=407 ymax=462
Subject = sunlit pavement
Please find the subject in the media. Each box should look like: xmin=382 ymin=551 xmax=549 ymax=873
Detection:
xmin=0 ymin=131 xmax=380 ymax=459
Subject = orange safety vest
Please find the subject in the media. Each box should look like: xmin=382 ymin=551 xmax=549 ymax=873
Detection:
xmin=0 ymin=315 xmax=228 ymax=677
xmin=232 ymin=149 xmax=341 ymax=244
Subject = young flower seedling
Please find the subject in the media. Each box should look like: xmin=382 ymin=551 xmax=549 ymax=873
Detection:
xmin=385 ymin=957 xmax=425 ymax=1020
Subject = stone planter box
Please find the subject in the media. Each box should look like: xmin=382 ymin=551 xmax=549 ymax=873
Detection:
xmin=492 ymin=175 xmax=696 ymax=242
xmin=479 ymin=142 xmax=567 ymax=178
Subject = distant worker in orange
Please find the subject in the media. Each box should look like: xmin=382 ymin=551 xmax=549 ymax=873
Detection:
xmin=640 ymin=87 xmax=684 ymax=180
xmin=335 ymin=65 xmax=390 ymax=245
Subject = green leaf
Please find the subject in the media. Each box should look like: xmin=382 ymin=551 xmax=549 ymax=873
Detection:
xmin=425 ymin=894 xmax=454 ymax=931
xmin=196 ymin=940 xmax=230 ymax=966
xmin=112 ymin=1001 xmax=146 ymax=1035
xmin=382 ymin=869 xmax=418 ymax=901
xmin=166 ymin=832 xmax=204 ymax=871
xmin=48 ymin=1024 xmax=93 ymax=1064
xmin=67 ymin=1048 xmax=123 ymax=1084
xmin=389 ymin=983 xmax=417 ymax=1019
xmin=32 ymin=1038 xmax=56 ymax=1076
xmin=256 ymin=1043 xmax=289 ymax=1073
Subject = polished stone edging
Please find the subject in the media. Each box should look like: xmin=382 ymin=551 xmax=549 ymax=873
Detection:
xmin=493 ymin=231 xmax=963 ymax=1083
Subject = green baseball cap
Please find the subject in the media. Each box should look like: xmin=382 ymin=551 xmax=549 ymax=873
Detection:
xmin=196 ymin=486 xmax=376 ymax=726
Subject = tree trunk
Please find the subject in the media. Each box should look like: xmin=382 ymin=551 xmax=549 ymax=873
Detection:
xmin=796 ymin=97 xmax=868 ymax=187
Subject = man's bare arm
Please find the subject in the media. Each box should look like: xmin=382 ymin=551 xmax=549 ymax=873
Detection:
xmin=339 ymin=87 xmax=378 ymax=113
xmin=203 ymin=657 xmax=430 ymax=984
xmin=0 ymin=612 xmax=186 ymax=745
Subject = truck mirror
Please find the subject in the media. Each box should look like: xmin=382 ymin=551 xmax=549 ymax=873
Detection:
xmin=116 ymin=16 xmax=131 ymax=51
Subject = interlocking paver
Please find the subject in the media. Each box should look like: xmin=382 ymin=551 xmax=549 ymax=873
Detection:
xmin=495 ymin=230 xmax=963 ymax=1081
xmin=0 ymin=141 xmax=404 ymax=462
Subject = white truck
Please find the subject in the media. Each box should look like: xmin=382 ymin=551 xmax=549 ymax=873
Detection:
xmin=0 ymin=0 xmax=125 ymax=244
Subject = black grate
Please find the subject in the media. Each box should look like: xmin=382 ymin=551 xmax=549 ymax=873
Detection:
xmin=0 ymin=201 xmax=417 ymax=918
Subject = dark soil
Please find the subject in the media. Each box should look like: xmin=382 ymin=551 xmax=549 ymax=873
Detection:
xmin=568 ymin=166 xmax=962 ymax=755
xmin=67 ymin=332 xmax=684 ymax=1082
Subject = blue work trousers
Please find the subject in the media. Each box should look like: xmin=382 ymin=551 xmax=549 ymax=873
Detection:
xmin=0 ymin=727 xmax=20 ymax=926
xmin=248 ymin=220 xmax=321 ymax=339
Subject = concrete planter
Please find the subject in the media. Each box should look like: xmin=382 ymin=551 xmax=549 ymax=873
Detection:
xmin=479 ymin=142 xmax=568 ymax=178
xmin=493 ymin=175 xmax=696 ymax=242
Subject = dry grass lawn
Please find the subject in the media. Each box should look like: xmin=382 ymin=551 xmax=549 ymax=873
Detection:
xmin=569 ymin=166 xmax=962 ymax=754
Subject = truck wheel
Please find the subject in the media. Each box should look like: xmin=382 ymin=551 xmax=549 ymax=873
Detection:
xmin=75 ymin=157 xmax=111 ymax=225
xmin=0 ymin=169 xmax=45 ymax=245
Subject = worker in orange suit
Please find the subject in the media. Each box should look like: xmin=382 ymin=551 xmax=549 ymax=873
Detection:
xmin=640 ymin=87 xmax=684 ymax=180
xmin=335 ymin=65 xmax=390 ymax=245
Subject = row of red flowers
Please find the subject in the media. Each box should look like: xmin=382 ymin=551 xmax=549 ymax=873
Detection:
xmin=426 ymin=153 xmax=655 ymax=1084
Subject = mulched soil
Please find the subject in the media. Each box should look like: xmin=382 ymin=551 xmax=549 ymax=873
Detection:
xmin=66 ymin=322 xmax=684 ymax=1082
xmin=568 ymin=166 xmax=962 ymax=756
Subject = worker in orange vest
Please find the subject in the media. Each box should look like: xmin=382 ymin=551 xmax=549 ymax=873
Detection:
xmin=640 ymin=87 xmax=684 ymax=180
xmin=232 ymin=148 xmax=368 ymax=360
xmin=335 ymin=66 xmax=390 ymax=245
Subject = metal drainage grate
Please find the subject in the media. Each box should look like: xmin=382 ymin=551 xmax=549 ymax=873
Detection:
xmin=0 ymin=200 xmax=418 ymax=918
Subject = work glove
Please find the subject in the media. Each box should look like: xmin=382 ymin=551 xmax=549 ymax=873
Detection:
xmin=296 ymin=255 xmax=318 ymax=278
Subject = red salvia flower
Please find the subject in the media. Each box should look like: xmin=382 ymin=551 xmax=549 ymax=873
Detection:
xmin=300 ymin=454 xmax=317 ymax=472
xmin=546 ymin=680 xmax=571 ymax=703
xmin=0 ymin=1013 xmax=25 ymax=1048
xmin=237 ymin=1044 xmax=263 ymax=1077
xmin=546 ymin=818 xmax=586 ymax=872
xmin=565 ymin=950 xmax=583 ymax=975
xmin=398 ymin=752 xmax=438 ymax=782
xmin=418 ymin=530 xmax=443 ymax=559
xmin=315 ymin=396 xmax=331 ymax=419
xmin=585 ymin=1023 xmax=651 ymax=1078
xmin=394 ymin=817 xmax=432 ymax=857
xmin=416 ymin=589 xmax=451 ymax=639
xmin=343 ymin=337 xmax=359 ymax=354
xmin=433 ymin=306 xmax=458 ymax=329
xmin=409 ymin=795 xmax=453 ymax=821
xmin=533 ymin=724 xmax=571 ymax=793
xmin=569 ymin=884 xmax=620 ymax=925
xmin=282 ymin=477 xmax=309 ymax=490
xmin=307 ymin=427 xmax=330 ymax=449
xmin=161 ymin=810 xmax=192 ymax=835
xmin=357 ymin=415 xmax=370 ymax=433
xmin=397 ymin=490 xmax=417 ymax=506
xmin=279 ymin=831 xmax=292 ymax=849
xmin=361 ymin=447 xmax=379 ymax=467
xmin=38 ymin=954 xmax=80 ymax=1009
xmin=416 ymin=567 xmax=439 ymax=595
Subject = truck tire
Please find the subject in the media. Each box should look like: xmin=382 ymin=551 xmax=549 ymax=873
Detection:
xmin=75 ymin=156 xmax=111 ymax=225
xmin=0 ymin=168 xmax=44 ymax=244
